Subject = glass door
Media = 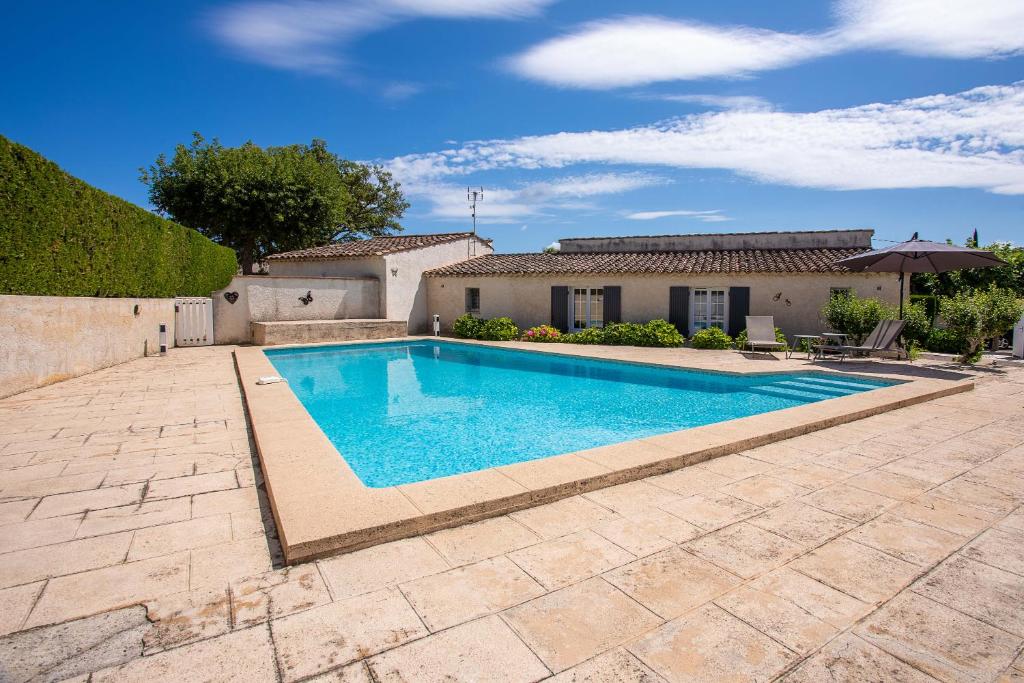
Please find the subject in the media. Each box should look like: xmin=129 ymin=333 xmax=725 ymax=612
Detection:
xmin=692 ymin=288 xmax=726 ymax=332
xmin=571 ymin=288 xmax=604 ymax=330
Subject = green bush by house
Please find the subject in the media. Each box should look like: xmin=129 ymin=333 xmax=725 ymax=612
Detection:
xmin=478 ymin=317 xmax=520 ymax=341
xmin=559 ymin=320 xmax=684 ymax=347
xmin=452 ymin=314 xmax=520 ymax=341
xmin=939 ymin=286 xmax=1024 ymax=363
xmin=690 ymin=327 xmax=734 ymax=349
xmin=600 ymin=320 xmax=685 ymax=347
xmin=0 ymin=135 xmax=237 ymax=297
xmin=452 ymin=314 xmax=484 ymax=339
xmin=455 ymin=316 xmax=685 ymax=347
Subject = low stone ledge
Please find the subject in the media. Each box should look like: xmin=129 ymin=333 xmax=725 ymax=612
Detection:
xmin=250 ymin=319 xmax=407 ymax=346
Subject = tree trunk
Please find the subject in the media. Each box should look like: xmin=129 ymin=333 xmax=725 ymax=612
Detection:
xmin=240 ymin=243 xmax=254 ymax=275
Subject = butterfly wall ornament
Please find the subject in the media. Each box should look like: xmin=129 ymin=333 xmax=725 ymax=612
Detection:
xmin=299 ymin=290 xmax=313 ymax=306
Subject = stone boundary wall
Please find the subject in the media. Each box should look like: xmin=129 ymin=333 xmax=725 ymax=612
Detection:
xmin=0 ymin=295 xmax=175 ymax=398
xmin=251 ymin=319 xmax=407 ymax=345
xmin=212 ymin=276 xmax=381 ymax=344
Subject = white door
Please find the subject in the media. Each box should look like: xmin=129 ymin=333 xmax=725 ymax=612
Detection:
xmin=174 ymin=297 xmax=214 ymax=346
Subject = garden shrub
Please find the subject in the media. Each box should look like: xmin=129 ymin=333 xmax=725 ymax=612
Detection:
xmin=924 ymin=327 xmax=967 ymax=354
xmin=690 ymin=327 xmax=734 ymax=349
xmin=643 ymin=319 xmax=686 ymax=347
xmin=734 ymin=326 xmax=788 ymax=350
xmin=522 ymin=325 xmax=561 ymax=342
xmin=0 ymin=135 xmax=236 ymax=297
xmin=452 ymin=313 xmax=483 ymax=339
xmin=602 ymin=320 xmax=684 ymax=347
xmin=910 ymin=294 xmax=940 ymax=324
xmin=821 ymin=292 xmax=896 ymax=345
xmin=561 ymin=327 xmax=607 ymax=344
xmin=939 ymin=286 xmax=1024 ymax=363
xmin=600 ymin=322 xmax=644 ymax=346
xmin=559 ymin=320 xmax=684 ymax=347
xmin=900 ymin=302 xmax=931 ymax=346
xmin=477 ymin=317 xmax=519 ymax=341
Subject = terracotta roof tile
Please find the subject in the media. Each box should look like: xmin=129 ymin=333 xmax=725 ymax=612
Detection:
xmin=267 ymin=232 xmax=485 ymax=260
xmin=425 ymin=248 xmax=870 ymax=277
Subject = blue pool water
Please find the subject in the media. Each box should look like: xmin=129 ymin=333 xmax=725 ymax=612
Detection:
xmin=264 ymin=341 xmax=895 ymax=488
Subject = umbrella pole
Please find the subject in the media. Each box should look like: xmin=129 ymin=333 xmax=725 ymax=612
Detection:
xmin=899 ymin=271 xmax=905 ymax=319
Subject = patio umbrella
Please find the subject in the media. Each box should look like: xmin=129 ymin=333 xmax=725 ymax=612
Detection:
xmin=835 ymin=234 xmax=1007 ymax=318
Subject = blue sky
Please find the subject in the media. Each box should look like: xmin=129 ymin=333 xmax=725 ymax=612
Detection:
xmin=3 ymin=0 xmax=1022 ymax=253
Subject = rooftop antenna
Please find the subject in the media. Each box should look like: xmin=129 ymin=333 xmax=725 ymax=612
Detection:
xmin=467 ymin=186 xmax=483 ymax=256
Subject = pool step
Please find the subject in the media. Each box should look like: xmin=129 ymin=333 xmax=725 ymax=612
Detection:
xmin=749 ymin=385 xmax=846 ymax=402
xmin=772 ymin=380 xmax=861 ymax=397
xmin=794 ymin=375 xmax=883 ymax=391
xmin=750 ymin=374 xmax=880 ymax=402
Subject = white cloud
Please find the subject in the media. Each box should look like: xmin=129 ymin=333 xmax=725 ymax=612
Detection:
xmin=506 ymin=0 xmax=1024 ymax=88
xmin=644 ymin=94 xmax=773 ymax=111
xmin=508 ymin=17 xmax=827 ymax=88
xmin=387 ymin=0 xmax=552 ymax=18
xmin=626 ymin=210 xmax=731 ymax=222
xmin=388 ymin=82 xmax=1024 ymax=195
xmin=836 ymin=0 xmax=1024 ymax=58
xmin=406 ymin=172 xmax=668 ymax=223
xmin=209 ymin=0 xmax=555 ymax=73
xmin=380 ymin=81 xmax=424 ymax=101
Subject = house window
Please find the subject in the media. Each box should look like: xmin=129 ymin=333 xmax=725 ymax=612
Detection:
xmin=692 ymin=288 xmax=726 ymax=332
xmin=830 ymin=287 xmax=853 ymax=299
xmin=465 ymin=287 xmax=480 ymax=313
xmin=571 ymin=288 xmax=604 ymax=330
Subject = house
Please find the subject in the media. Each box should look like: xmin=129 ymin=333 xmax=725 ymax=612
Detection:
xmin=266 ymin=232 xmax=493 ymax=333
xmin=424 ymin=229 xmax=903 ymax=336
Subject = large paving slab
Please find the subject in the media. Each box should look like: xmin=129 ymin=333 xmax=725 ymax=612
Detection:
xmin=0 ymin=345 xmax=1022 ymax=680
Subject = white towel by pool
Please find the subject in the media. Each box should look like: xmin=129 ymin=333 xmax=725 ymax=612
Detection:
xmin=256 ymin=376 xmax=288 ymax=385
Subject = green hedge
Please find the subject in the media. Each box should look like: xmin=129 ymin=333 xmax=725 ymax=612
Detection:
xmin=0 ymin=135 xmax=237 ymax=297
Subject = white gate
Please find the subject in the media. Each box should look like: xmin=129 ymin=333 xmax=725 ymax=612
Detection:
xmin=174 ymin=297 xmax=214 ymax=346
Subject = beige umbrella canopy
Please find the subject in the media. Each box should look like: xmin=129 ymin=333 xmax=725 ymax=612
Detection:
xmin=835 ymin=234 xmax=1007 ymax=317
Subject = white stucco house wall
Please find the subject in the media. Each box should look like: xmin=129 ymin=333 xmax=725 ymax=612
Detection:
xmin=266 ymin=232 xmax=493 ymax=333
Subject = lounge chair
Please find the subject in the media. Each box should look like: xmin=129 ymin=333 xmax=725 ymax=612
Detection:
xmin=814 ymin=319 xmax=907 ymax=361
xmin=743 ymin=316 xmax=787 ymax=357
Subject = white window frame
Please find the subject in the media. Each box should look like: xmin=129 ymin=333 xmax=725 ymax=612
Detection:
xmin=691 ymin=287 xmax=728 ymax=333
xmin=568 ymin=287 xmax=605 ymax=331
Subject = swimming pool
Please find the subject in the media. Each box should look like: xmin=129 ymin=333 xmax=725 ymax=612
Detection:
xmin=265 ymin=341 xmax=895 ymax=488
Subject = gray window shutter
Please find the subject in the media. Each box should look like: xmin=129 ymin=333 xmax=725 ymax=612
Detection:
xmin=551 ymin=286 xmax=569 ymax=332
xmin=728 ymin=286 xmax=750 ymax=336
xmin=603 ymin=286 xmax=621 ymax=324
xmin=669 ymin=286 xmax=689 ymax=334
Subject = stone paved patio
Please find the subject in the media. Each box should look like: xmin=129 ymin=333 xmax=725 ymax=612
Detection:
xmin=1 ymin=345 xmax=1023 ymax=682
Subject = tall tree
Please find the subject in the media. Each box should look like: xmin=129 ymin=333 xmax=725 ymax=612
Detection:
xmin=141 ymin=133 xmax=409 ymax=273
